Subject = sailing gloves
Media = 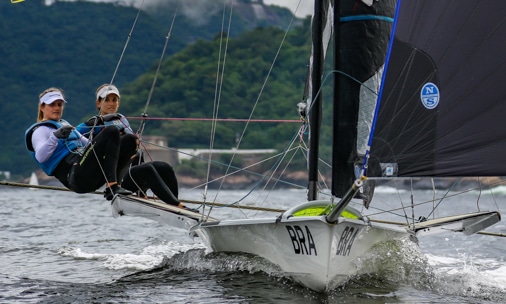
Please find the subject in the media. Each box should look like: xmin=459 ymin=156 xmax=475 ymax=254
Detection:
xmin=102 ymin=113 xmax=122 ymax=122
xmin=84 ymin=113 xmax=122 ymax=126
xmin=53 ymin=125 xmax=74 ymax=139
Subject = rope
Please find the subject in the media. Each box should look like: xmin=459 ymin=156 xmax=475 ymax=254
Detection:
xmin=127 ymin=116 xmax=301 ymax=123
xmin=0 ymin=181 xmax=282 ymax=212
xmin=0 ymin=181 xmax=102 ymax=195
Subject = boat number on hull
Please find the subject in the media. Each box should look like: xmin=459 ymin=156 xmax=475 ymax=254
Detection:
xmin=336 ymin=226 xmax=360 ymax=256
xmin=285 ymin=225 xmax=317 ymax=256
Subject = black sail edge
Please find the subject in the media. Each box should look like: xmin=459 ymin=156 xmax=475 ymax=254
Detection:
xmin=368 ymin=0 xmax=506 ymax=178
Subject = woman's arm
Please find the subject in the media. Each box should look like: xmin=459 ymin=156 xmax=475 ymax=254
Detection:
xmin=32 ymin=126 xmax=59 ymax=163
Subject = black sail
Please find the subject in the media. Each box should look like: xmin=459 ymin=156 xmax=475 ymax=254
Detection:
xmin=332 ymin=0 xmax=396 ymax=199
xmin=369 ymin=0 xmax=506 ymax=178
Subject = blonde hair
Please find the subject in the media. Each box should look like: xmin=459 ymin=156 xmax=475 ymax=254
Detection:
xmin=37 ymin=87 xmax=64 ymax=122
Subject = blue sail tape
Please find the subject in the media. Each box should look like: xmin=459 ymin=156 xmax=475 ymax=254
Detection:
xmin=340 ymin=15 xmax=394 ymax=23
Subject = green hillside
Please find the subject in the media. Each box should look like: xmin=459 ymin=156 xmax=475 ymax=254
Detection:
xmin=119 ymin=24 xmax=313 ymax=149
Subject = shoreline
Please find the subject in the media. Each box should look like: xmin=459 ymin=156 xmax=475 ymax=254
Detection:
xmin=24 ymin=170 xmax=506 ymax=192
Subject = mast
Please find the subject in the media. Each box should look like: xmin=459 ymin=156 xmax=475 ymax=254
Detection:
xmin=332 ymin=0 xmax=343 ymax=199
xmin=307 ymin=0 xmax=324 ymax=201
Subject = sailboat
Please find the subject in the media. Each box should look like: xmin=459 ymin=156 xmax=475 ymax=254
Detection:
xmin=112 ymin=0 xmax=505 ymax=292
xmin=29 ymin=171 xmax=39 ymax=190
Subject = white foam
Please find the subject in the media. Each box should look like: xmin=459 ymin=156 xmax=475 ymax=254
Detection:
xmin=425 ymin=253 xmax=506 ymax=299
xmin=374 ymin=186 xmax=406 ymax=194
xmin=486 ymin=185 xmax=506 ymax=195
xmin=58 ymin=241 xmax=207 ymax=271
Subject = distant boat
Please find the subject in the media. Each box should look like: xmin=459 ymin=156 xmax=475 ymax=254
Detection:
xmin=29 ymin=172 xmax=39 ymax=189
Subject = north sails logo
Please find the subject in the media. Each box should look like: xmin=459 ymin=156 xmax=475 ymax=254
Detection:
xmin=420 ymin=82 xmax=440 ymax=109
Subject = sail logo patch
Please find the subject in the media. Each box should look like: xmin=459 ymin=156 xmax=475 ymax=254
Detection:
xmin=286 ymin=225 xmax=317 ymax=256
xmin=420 ymin=82 xmax=440 ymax=109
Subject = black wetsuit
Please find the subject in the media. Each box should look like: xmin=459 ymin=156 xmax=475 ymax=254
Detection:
xmin=122 ymin=161 xmax=180 ymax=206
xmin=54 ymin=125 xmax=137 ymax=193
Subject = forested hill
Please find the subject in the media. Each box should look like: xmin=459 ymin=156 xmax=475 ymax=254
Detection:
xmin=119 ymin=22 xmax=314 ymax=150
xmin=1 ymin=0 xmax=307 ymax=178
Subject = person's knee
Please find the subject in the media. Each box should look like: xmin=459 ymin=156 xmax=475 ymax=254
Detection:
xmin=104 ymin=125 xmax=121 ymax=135
xmin=153 ymin=161 xmax=174 ymax=171
xmin=132 ymin=163 xmax=157 ymax=176
xmin=121 ymin=134 xmax=138 ymax=154
xmin=122 ymin=133 xmax=137 ymax=144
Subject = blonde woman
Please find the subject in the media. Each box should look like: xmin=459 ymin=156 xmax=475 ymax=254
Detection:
xmin=25 ymin=87 xmax=136 ymax=199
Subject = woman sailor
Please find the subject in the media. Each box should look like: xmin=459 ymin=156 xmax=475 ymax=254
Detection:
xmin=76 ymin=84 xmax=197 ymax=212
xmin=25 ymin=87 xmax=136 ymax=199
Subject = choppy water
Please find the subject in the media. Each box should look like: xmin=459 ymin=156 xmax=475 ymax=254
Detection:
xmin=1 ymin=185 xmax=506 ymax=303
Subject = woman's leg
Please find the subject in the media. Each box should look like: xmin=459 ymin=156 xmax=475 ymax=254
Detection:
xmin=122 ymin=165 xmax=148 ymax=195
xmin=122 ymin=163 xmax=179 ymax=206
xmin=117 ymin=133 xmax=138 ymax=182
xmin=151 ymin=161 xmax=179 ymax=198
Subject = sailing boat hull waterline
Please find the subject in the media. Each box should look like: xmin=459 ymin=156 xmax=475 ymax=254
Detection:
xmin=110 ymin=195 xmax=500 ymax=291
xmin=192 ymin=202 xmax=411 ymax=291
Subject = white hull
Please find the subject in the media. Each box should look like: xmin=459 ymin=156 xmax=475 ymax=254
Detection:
xmin=192 ymin=201 xmax=411 ymax=291
xmin=109 ymin=196 xmax=499 ymax=291
xmin=111 ymin=195 xmax=216 ymax=231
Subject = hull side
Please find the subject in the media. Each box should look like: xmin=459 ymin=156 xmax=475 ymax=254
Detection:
xmin=194 ymin=216 xmax=410 ymax=291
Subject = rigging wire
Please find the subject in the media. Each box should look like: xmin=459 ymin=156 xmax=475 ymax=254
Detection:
xmin=204 ymin=0 xmax=234 ymax=212
xmin=105 ymin=2 xmax=180 ymax=195
xmin=127 ymin=116 xmax=301 ymax=123
xmin=208 ymin=0 xmax=301 ymax=208
xmin=4 ymin=179 xmax=506 ymax=238
xmin=186 ymin=147 xmax=307 ymax=194
xmin=83 ymin=0 xmax=146 ymax=186
xmin=78 ymin=0 xmax=181 ymax=193
xmin=137 ymin=2 xmax=180 ymax=139
xmin=476 ymin=176 xmax=482 ymax=212
xmin=109 ymin=0 xmax=145 ymax=86
xmin=135 ymin=137 xmax=306 ymax=191
xmin=226 ymin=124 xmax=308 ymax=213
xmin=251 ymin=142 xmax=306 ymax=217
xmin=364 ymin=177 xmax=495 ymax=220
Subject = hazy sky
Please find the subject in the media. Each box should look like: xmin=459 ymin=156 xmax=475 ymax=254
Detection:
xmin=69 ymin=0 xmax=314 ymax=18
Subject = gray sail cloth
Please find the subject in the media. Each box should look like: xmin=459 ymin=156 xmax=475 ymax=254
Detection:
xmin=368 ymin=0 xmax=506 ymax=177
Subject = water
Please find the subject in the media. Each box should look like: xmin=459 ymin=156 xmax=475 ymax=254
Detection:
xmin=1 ymin=185 xmax=506 ymax=303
